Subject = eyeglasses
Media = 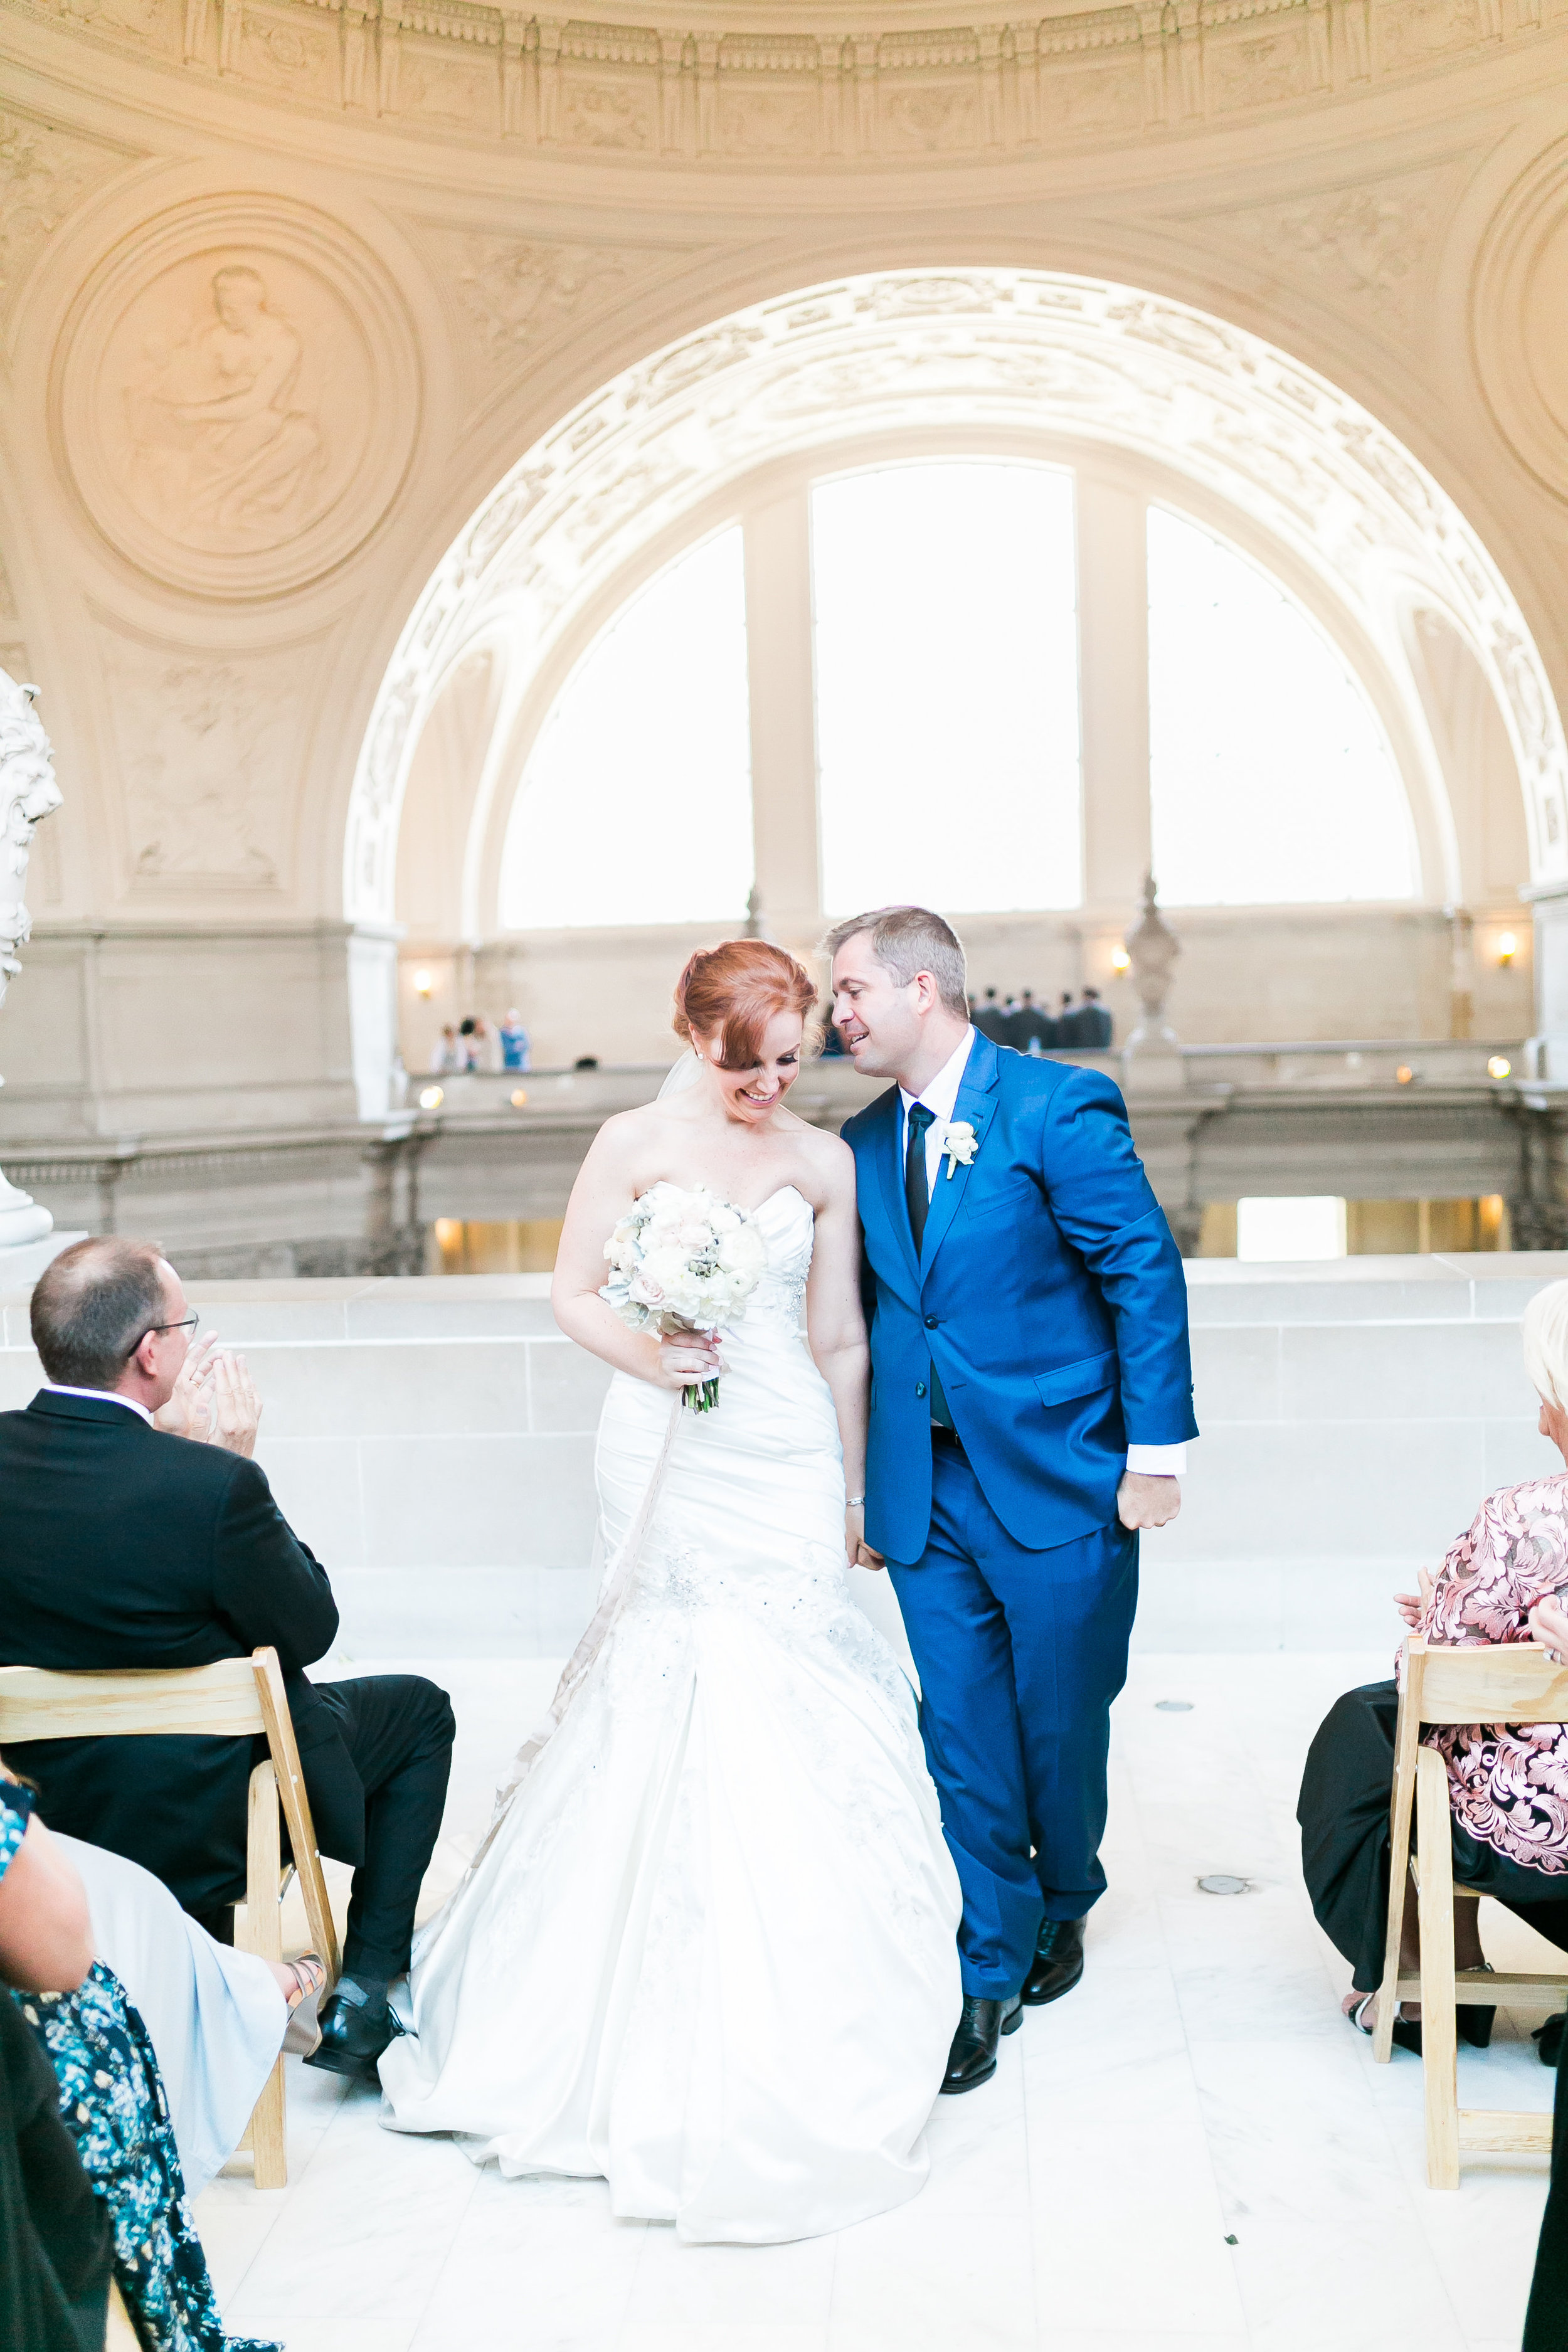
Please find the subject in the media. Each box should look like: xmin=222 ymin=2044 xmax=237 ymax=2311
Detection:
xmin=124 ymin=1311 xmax=199 ymax=1357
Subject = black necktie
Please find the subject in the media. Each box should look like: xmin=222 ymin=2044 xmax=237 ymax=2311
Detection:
xmin=904 ymin=1103 xmax=935 ymax=1251
xmin=904 ymin=1104 xmax=953 ymax=1429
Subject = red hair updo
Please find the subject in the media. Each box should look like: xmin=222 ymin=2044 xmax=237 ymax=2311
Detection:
xmin=673 ymin=940 xmax=818 ymax=1072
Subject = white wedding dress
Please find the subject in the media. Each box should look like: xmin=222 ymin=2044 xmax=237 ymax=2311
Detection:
xmin=379 ymin=1183 xmax=961 ymax=2243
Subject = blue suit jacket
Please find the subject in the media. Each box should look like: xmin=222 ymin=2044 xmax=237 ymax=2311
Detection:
xmin=842 ymin=1032 xmax=1197 ymax=1563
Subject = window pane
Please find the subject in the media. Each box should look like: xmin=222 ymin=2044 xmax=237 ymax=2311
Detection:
xmin=813 ymin=462 xmax=1082 ymax=914
xmin=1148 ymin=507 xmax=1416 ymax=906
xmin=1236 ymin=1197 xmax=1347 ymax=1261
xmin=502 ymin=528 xmax=753 ymax=930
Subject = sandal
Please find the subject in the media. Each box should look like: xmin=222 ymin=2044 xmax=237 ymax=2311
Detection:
xmin=280 ymin=1954 xmax=328 ymax=2058
xmin=1458 ymin=1961 xmax=1496 ymax=2049
xmin=1347 ymin=1991 xmax=1422 ymax=2055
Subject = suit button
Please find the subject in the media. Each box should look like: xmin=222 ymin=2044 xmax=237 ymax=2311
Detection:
xmin=915 ymin=1381 xmax=926 ymax=1399
xmin=924 ymin=1315 xmax=938 ymax=1329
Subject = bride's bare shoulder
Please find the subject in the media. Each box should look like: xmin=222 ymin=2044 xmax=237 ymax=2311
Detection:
xmin=583 ymin=1099 xmax=687 ymax=1179
xmin=787 ymin=1116 xmax=856 ymax=1202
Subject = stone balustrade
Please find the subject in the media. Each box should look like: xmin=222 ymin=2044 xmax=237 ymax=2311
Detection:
xmin=4 ymin=1251 xmax=1562 ymax=1661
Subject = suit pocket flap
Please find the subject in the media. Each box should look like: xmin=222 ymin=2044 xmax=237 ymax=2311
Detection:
xmin=1034 ymin=1349 xmax=1118 ymax=1408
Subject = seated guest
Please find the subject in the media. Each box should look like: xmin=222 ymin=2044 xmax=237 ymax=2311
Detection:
xmin=3 ymin=1771 xmax=275 ymax=2352
xmin=1298 ymin=1276 xmax=1568 ymax=2049
xmin=0 ymin=1771 xmax=109 ymax=2352
xmin=0 ymin=1238 xmax=455 ymax=2083
xmin=61 ymin=1834 xmax=324 ymax=2194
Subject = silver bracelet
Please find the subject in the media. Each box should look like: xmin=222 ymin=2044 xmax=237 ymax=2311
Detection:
xmin=845 ymin=1494 xmax=866 ymax=1508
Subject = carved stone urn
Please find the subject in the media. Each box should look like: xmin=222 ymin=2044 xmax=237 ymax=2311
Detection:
xmin=0 ymin=672 xmax=68 ymax=1271
xmin=1121 ymin=871 xmax=1186 ymax=1091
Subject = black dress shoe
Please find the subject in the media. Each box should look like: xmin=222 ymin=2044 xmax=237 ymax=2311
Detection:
xmin=1536 ymin=2012 xmax=1565 ymax=2068
xmin=1022 ymin=1916 xmax=1085 ymax=2006
xmin=304 ymin=1991 xmax=405 ymax=2082
xmin=940 ymin=1993 xmax=1023 ymax=2094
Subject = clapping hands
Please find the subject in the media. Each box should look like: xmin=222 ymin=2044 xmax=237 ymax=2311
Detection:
xmin=154 ymin=1335 xmax=262 ymax=1458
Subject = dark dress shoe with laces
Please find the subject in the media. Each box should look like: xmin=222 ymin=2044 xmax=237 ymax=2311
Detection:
xmin=1022 ymin=1916 xmax=1086 ymax=2006
xmin=304 ymin=1992 xmax=405 ymax=2082
xmin=941 ymin=1993 xmax=1023 ymax=2094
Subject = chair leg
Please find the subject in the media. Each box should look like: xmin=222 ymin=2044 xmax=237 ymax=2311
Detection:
xmin=1416 ymin=1746 xmax=1460 ymax=2190
xmin=237 ymin=1762 xmax=289 ymax=2191
xmin=1374 ymin=1675 xmax=1421 ymax=2065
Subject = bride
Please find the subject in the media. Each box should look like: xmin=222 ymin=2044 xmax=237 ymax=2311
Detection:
xmin=379 ymin=939 xmax=961 ymax=2243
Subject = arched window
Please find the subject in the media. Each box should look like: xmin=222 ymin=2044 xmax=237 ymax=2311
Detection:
xmin=812 ymin=460 xmax=1083 ymax=914
xmin=500 ymin=527 xmax=754 ymax=930
xmin=1147 ymin=506 xmax=1417 ymax=906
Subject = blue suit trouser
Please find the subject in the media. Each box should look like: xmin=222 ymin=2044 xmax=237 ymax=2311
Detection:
xmin=887 ymin=1446 xmax=1138 ymax=1999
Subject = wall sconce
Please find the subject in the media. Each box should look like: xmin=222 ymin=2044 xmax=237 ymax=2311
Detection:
xmin=1488 ymin=1056 xmax=1512 ymax=1080
xmin=1497 ymin=932 xmax=1518 ymax=967
xmin=418 ymin=1084 xmax=444 ymax=1110
xmin=1395 ymin=1065 xmax=1415 ymax=1086
xmin=1110 ymin=945 xmax=1131 ymax=975
xmin=413 ymin=969 xmax=434 ymax=998
xmin=510 ymin=1088 xmax=529 ymax=1108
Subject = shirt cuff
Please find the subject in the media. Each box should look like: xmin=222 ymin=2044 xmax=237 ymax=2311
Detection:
xmin=1125 ymin=1443 xmax=1187 ymax=1476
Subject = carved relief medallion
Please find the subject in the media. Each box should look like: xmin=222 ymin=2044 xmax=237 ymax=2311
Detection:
xmin=1474 ymin=144 xmax=1568 ymax=505
xmin=57 ymin=198 xmax=419 ymax=597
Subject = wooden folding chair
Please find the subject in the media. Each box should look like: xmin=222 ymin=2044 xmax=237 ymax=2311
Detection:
xmin=1375 ymin=1634 xmax=1568 ymax=2188
xmin=0 ymin=1645 xmax=339 ymax=2189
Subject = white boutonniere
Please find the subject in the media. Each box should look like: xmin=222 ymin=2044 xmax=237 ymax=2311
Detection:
xmin=940 ymin=1120 xmax=978 ymax=1179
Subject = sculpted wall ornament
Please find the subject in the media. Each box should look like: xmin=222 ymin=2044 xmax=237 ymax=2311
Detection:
xmin=0 ymin=672 xmax=63 ymax=1005
xmin=94 ymin=620 xmax=326 ymax=887
xmin=1184 ymin=160 xmax=1464 ymax=337
xmin=1473 ymin=140 xmax=1568 ymax=507
xmin=8 ymin=0 xmax=1549 ymax=164
xmin=0 ymin=672 xmax=62 ymax=1256
xmin=345 ymin=268 xmax=1568 ymax=923
xmin=0 ymin=107 xmax=140 ymax=331
xmin=56 ymin=198 xmax=420 ymax=599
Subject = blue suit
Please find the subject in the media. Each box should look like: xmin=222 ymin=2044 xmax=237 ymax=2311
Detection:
xmin=842 ymin=1030 xmax=1196 ymax=1995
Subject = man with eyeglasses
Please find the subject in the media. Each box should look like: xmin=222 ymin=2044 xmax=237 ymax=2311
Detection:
xmin=0 ymin=1237 xmax=456 ymax=2082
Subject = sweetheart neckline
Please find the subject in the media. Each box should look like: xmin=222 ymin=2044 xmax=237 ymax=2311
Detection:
xmin=638 ymin=1179 xmax=813 ymax=1221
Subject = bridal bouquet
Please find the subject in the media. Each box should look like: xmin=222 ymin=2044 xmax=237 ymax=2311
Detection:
xmin=600 ymin=1181 xmax=768 ymax=1411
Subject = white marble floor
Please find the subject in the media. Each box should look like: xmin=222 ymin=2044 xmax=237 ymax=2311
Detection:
xmin=196 ymin=1652 xmax=1560 ymax=2352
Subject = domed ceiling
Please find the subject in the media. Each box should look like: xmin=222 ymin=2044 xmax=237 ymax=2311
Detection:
xmin=1 ymin=0 xmax=1544 ymax=169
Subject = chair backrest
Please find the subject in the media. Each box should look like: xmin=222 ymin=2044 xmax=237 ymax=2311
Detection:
xmin=1408 ymin=1636 xmax=1568 ymax=1725
xmin=0 ymin=1659 xmax=265 ymax=1742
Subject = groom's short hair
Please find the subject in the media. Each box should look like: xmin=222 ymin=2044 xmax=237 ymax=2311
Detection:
xmin=823 ymin=906 xmax=968 ymax=1017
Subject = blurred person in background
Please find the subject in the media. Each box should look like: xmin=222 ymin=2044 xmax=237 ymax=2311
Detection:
xmin=499 ymin=1009 xmax=531 ymax=1072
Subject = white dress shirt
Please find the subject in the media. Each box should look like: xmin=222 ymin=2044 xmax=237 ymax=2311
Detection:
xmin=41 ymin=1381 xmax=154 ymax=1428
xmin=898 ymin=1026 xmax=1187 ymax=1479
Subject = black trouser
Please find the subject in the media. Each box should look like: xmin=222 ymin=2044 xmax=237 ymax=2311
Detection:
xmin=1525 ymin=2053 xmax=1568 ymax=2352
xmin=1298 ymin=1682 xmax=1568 ymax=1992
xmin=200 ymin=1673 xmax=454 ymax=1981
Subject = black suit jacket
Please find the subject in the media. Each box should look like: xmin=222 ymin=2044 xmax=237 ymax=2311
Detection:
xmin=0 ymin=1390 xmax=359 ymax=1916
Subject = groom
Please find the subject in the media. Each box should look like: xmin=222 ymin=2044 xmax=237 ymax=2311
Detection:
xmin=832 ymin=906 xmax=1196 ymax=2092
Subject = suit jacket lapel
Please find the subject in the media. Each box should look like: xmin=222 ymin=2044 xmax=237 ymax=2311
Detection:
xmin=919 ymin=1032 xmax=1000 ymax=1276
xmin=869 ymin=1086 xmax=919 ymax=1288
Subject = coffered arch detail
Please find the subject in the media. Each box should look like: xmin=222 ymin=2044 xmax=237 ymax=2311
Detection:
xmin=349 ymin=266 xmax=1568 ymax=933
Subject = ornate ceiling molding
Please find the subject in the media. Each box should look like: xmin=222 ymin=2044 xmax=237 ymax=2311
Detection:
xmin=4 ymin=0 xmax=1554 ymax=170
xmin=344 ymin=267 xmax=1568 ymax=923
xmin=1473 ymin=137 xmax=1568 ymax=507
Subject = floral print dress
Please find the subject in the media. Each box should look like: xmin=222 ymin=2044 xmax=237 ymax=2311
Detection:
xmin=1421 ymin=1472 xmax=1568 ymax=1875
xmin=1 ymin=1784 xmax=280 ymax=2352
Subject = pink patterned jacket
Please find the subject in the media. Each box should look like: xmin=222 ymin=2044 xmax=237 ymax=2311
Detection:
xmin=1419 ymin=1473 xmax=1568 ymax=1875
